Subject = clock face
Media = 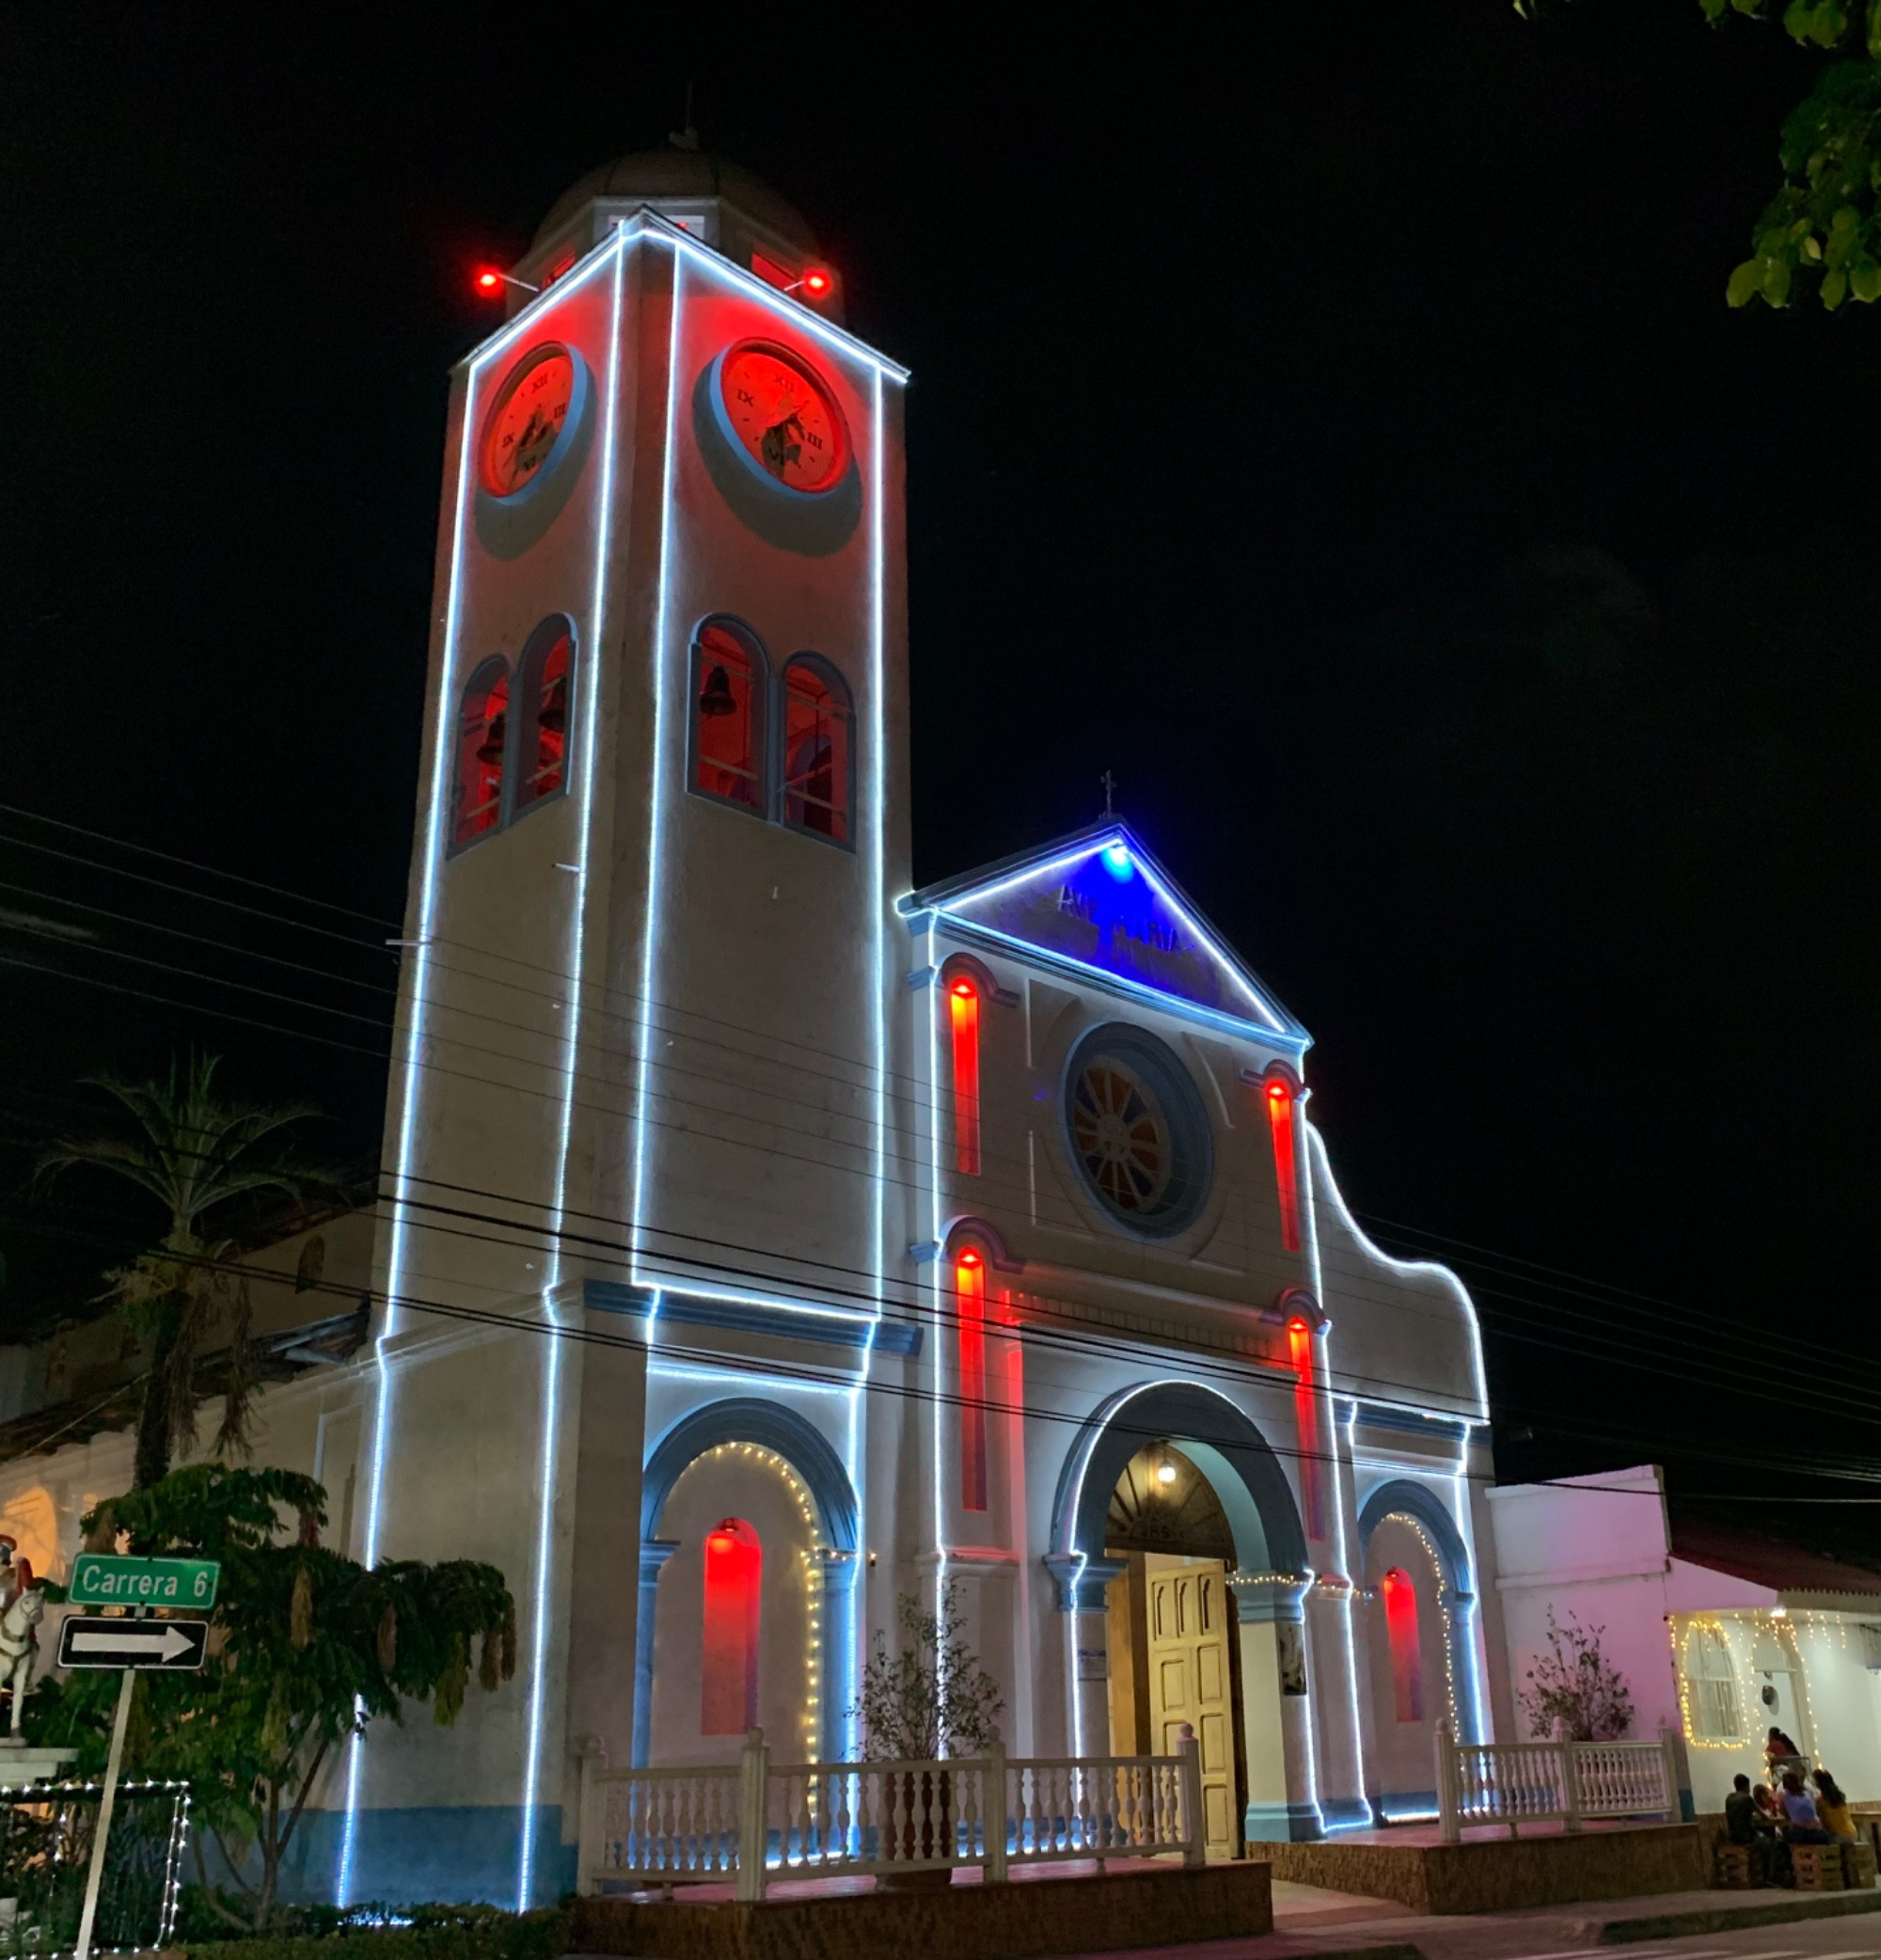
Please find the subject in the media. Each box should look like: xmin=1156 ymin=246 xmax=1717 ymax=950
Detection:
xmin=482 ymin=345 xmax=576 ymax=498
xmin=718 ymin=342 xmax=848 ymax=494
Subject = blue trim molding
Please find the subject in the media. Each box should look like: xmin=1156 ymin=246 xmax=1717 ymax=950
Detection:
xmin=1244 ymin=1800 xmax=1325 ymax=1843
xmin=1346 ymin=1398 xmax=1470 ymax=1443
xmin=1050 ymin=1383 xmax=1309 ymax=1581
xmin=1318 ymin=1795 xmax=1376 ymax=1831
xmin=586 ymin=1279 xmax=920 ymax=1355
xmin=1226 ymin=1572 xmax=1313 ymax=1625
xmin=1042 ymin=1552 xmax=1127 ymax=1614
xmin=257 ymin=1804 xmax=575 ymax=1909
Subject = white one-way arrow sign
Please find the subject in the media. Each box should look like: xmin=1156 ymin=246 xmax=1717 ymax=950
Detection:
xmin=56 ymin=1615 xmax=208 ymax=1670
xmin=72 ymin=1624 xmax=194 ymax=1661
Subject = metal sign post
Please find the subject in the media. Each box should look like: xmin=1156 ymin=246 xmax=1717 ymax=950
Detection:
xmin=65 ymin=1567 xmax=216 ymax=1960
xmin=71 ymin=1654 xmax=137 ymax=1960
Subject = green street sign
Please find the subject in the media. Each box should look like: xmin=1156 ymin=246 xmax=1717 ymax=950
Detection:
xmin=69 ymin=1554 xmax=220 ymax=1609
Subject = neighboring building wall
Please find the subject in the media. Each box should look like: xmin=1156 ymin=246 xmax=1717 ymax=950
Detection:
xmin=1489 ymin=1466 xmax=1682 ymax=1747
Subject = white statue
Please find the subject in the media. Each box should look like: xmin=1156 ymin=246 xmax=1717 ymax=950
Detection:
xmin=0 ymin=1587 xmax=42 ymax=1741
xmin=0 ymin=1537 xmax=41 ymax=1741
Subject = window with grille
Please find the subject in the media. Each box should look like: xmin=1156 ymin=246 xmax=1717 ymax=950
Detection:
xmin=1685 ymin=1624 xmax=1742 ymax=1741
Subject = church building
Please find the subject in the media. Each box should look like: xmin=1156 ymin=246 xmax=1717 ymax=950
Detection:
xmin=0 ymin=151 xmax=1512 ymax=1906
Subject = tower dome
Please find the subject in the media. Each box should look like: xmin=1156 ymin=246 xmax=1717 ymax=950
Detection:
xmin=514 ymin=148 xmax=841 ymax=320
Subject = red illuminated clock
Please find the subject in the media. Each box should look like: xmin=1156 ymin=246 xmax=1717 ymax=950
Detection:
xmin=716 ymin=341 xmax=848 ymax=495
xmin=473 ymin=340 xmax=595 ymax=560
xmin=481 ymin=344 xmax=577 ymax=498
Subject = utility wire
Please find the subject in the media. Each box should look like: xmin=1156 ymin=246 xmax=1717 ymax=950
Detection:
xmin=7 ymin=830 xmax=1880 ymax=1431
xmin=0 ymin=801 xmax=400 ymax=928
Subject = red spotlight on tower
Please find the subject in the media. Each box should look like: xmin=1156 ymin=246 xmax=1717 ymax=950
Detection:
xmin=802 ymin=267 xmax=832 ymax=298
xmin=473 ymin=267 xmax=504 ymax=297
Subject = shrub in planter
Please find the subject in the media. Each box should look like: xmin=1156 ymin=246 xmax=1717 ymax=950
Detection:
xmin=850 ymin=1586 xmax=1004 ymax=1888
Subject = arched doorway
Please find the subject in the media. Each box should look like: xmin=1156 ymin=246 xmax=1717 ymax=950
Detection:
xmin=1102 ymin=1443 xmax=1244 ymax=1859
xmin=636 ymin=1399 xmax=860 ymax=1767
xmin=1048 ymin=1382 xmax=1320 ymax=1847
xmin=1356 ymin=1478 xmax=1481 ymax=1815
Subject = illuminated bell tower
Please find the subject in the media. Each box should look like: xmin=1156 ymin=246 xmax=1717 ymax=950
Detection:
xmin=343 ymin=152 xmax=909 ymax=1906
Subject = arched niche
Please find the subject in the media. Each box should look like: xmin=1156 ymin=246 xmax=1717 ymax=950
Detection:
xmin=635 ymin=1399 xmax=860 ymax=1767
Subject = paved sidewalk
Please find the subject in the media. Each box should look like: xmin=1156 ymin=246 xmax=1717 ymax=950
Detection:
xmin=1059 ymin=1874 xmax=1881 ymax=1960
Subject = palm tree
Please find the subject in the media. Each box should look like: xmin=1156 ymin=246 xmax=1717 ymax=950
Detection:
xmin=41 ymin=1055 xmax=337 ymax=1488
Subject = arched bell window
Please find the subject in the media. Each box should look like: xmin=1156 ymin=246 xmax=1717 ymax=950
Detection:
xmin=450 ymin=655 xmax=511 ymax=851
xmin=779 ymin=654 xmax=854 ymax=846
xmin=513 ymin=615 xmax=577 ymax=817
xmin=689 ymin=617 xmax=768 ymax=813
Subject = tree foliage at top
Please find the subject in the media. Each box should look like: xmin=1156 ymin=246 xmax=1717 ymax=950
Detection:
xmin=1514 ymin=0 xmax=1881 ymax=308
xmin=1704 ymin=0 xmax=1881 ymax=308
xmin=1518 ymin=1606 xmax=1637 ymax=1741
xmin=39 ymin=1054 xmax=340 ymax=1485
xmin=30 ymin=1462 xmax=514 ymax=1932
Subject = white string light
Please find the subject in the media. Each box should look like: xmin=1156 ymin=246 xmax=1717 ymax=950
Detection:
xmin=706 ymin=1441 xmax=826 ymax=1758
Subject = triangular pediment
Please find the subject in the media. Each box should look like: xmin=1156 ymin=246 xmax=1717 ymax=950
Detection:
xmin=905 ymin=823 xmax=1307 ymax=1044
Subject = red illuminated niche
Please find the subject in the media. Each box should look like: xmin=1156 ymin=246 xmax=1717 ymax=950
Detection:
xmin=751 ymin=250 xmax=796 ymax=292
xmin=1265 ymin=1076 xmax=1301 ymax=1253
xmin=956 ymin=1251 xmax=988 ymax=1512
xmin=1288 ymin=1314 xmax=1324 ymax=1542
xmin=949 ymin=979 xmax=981 ymax=1175
xmin=1382 ymin=1567 xmax=1426 ymax=1723
xmin=702 ymin=1517 xmax=761 ymax=1735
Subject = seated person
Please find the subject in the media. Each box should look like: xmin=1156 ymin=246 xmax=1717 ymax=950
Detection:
xmin=1725 ymin=1774 xmax=1776 ymax=1882
xmin=1754 ymin=1783 xmax=1783 ymax=1821
xmin=1813 ymin=1769 xmax=1857 ymax=1841
xmin=1780 ymin=1771 xmax=1831 ymax=1844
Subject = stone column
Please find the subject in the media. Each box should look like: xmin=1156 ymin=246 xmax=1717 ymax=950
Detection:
xmin=630 ymin=1539 xmax=678 ymax=1768
xmin=1439 ymin=1586 xmax=1484 ymax=1744
xmin=818 ymin=1550 xmax=859 ymax=1761
xmin=1043 ymin=1553 xmax=1124 ymax=1757
xmin=1304 ymin=1577 xmax=1370 ymax=1829
xmin=1229 ymin=1572 xmax=1323 ymax=1842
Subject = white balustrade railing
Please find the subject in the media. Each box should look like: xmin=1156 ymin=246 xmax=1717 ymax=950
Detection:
xmin=580 ymin=1728 xmax=1204 ymax=1897
xmin=585 ymin=1762 xmax=744 ymax=1885
xmin=1434 ymin=1719 xmax=1680 ymax=1842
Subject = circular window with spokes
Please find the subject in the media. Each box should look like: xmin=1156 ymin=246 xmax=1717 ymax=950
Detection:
xmin=1063 ymin=1024 xmax=1213 ymax=1238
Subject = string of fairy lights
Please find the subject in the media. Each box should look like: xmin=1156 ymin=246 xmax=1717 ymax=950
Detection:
xmin=693 ymin=1442 xmax=827 ymax=1761
xmin=1368 ymin=1510 xmax=1462 ymax=1737
xmin=1665 ymin=1607 xmax=1865 ymax=1760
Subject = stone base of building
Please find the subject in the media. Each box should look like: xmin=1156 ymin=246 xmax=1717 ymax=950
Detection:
xmin=570 ymin=1860 xmax=1272 ymax=1960
xmin=1259 ymin=1822 xmax=1711 ymax=1914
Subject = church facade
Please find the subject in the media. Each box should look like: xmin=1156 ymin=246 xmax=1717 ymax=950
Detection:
xmin=2 ymin=154 xmax=1512 ymax=1907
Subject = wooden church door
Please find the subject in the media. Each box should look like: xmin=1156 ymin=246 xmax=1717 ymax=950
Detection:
xmin=1145 ymin=1556 xmax=1236 ymax=1857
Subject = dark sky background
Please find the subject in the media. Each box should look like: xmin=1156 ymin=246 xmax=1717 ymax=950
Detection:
xmin=2 ymin=8 xmax=1877 ymax=1549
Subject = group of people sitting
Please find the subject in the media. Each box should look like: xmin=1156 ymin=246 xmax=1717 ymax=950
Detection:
xmin=1722 ymin=1728 xmax=1858 ymax=1885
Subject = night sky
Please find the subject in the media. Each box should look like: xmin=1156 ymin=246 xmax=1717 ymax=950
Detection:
xmin=2 ymin=9 xmax=1876 ymax=1546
